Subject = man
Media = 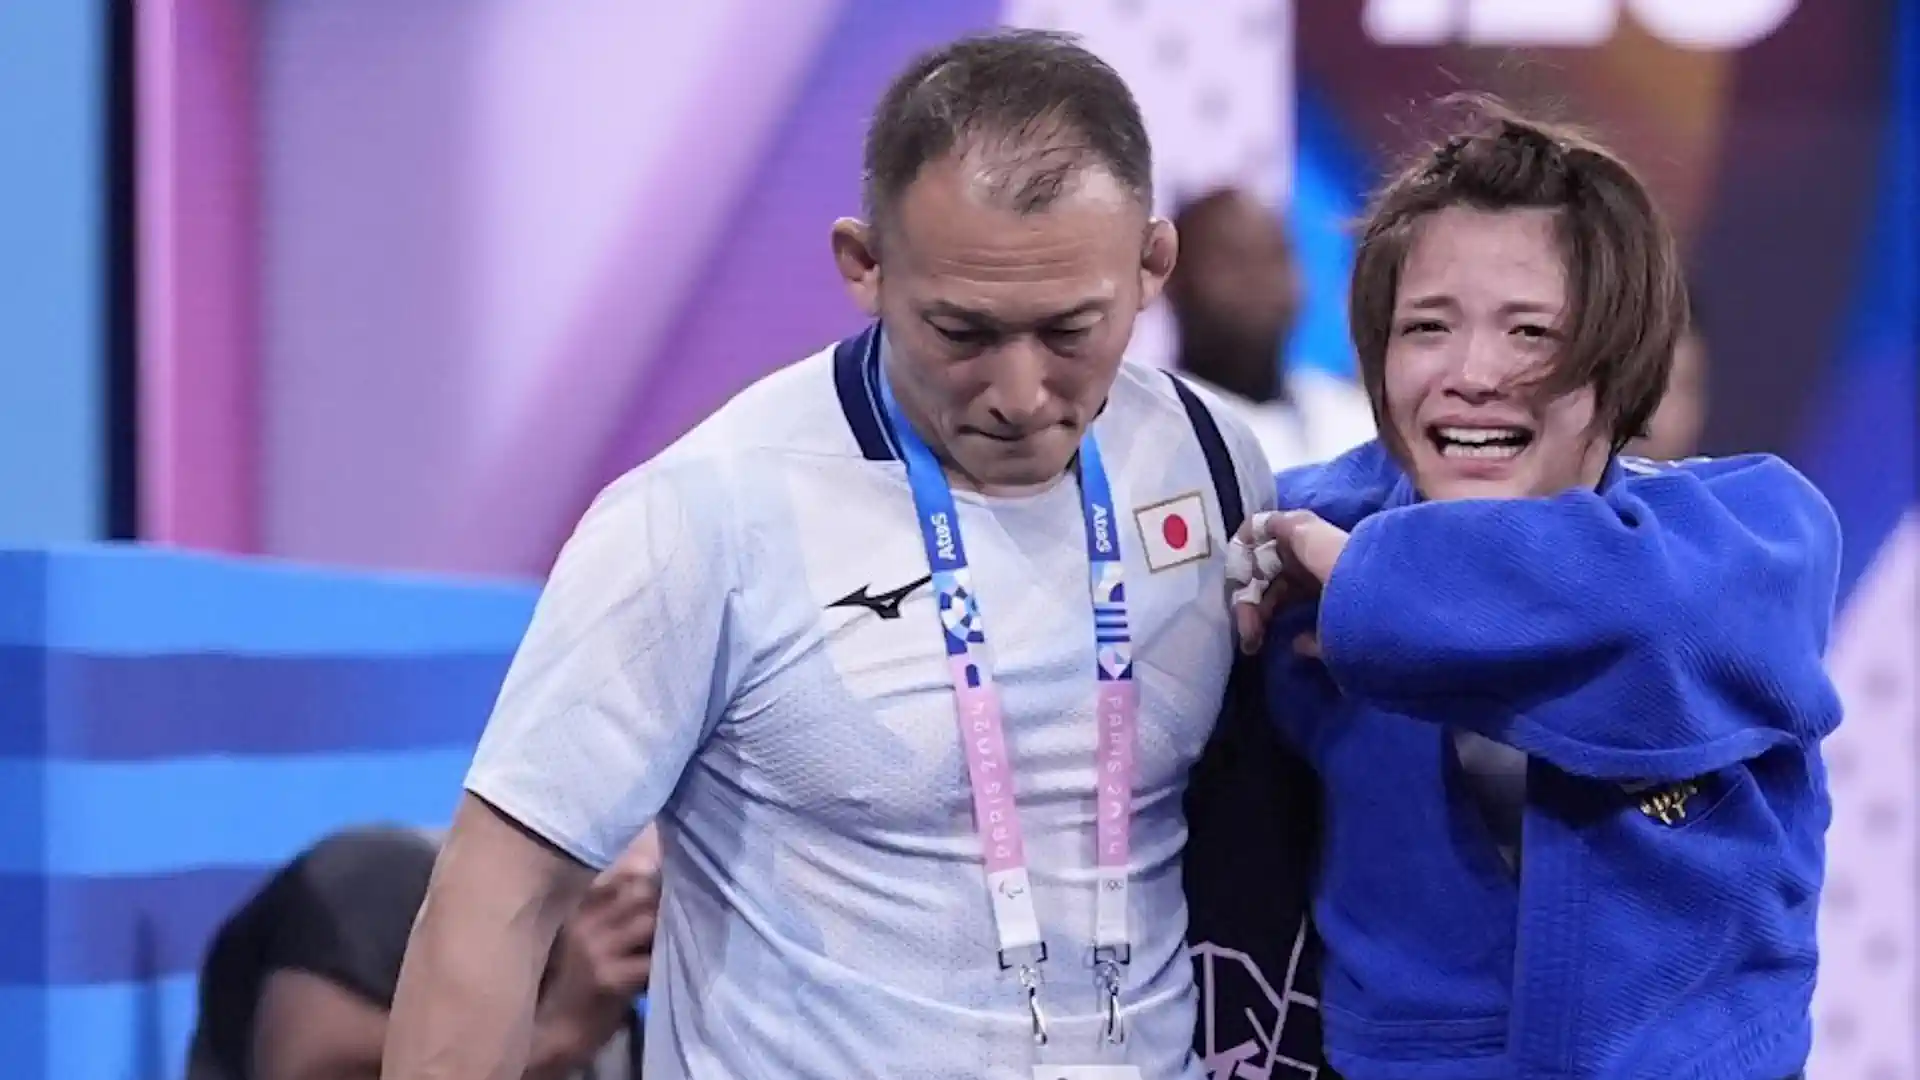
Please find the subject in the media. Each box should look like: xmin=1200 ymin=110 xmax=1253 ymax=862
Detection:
xmin=383 ymin=29 xmax=1306 ymax=1080
xmin=1166 ymin=187 xmax=1376 ymax=472
xmin=187 ymin=826 xmax=655 ymax=1080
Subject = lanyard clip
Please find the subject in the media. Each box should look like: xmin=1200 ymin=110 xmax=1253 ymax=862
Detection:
xmin=1019 ymin=964 xmax=1049 ymax=1046
xmin=1095 ymin=957 xmax=1126 ymax=1045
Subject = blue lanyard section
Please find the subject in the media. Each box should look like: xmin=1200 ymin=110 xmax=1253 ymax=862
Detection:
xmin=873 ymin=339 xmax=1132 ymax=681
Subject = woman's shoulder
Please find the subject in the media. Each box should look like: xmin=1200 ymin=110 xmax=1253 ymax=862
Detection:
xmin=1615 ymin=452 xmax=1841 ymax=570
xmin=1273 ymin=440 xmax=1405 ymax=530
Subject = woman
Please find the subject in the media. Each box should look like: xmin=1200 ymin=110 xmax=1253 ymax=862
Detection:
xmin=1228 ymin=99 xmax=1840 ymax=1079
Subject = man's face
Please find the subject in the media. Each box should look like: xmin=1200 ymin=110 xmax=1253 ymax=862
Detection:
xmin=834 ymin=155 xmax=1175 ymax=491
xmin=1169 ymin=191 xmax=1300 ymax=353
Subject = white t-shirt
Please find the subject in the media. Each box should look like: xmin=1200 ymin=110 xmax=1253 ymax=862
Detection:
xmin=1191 ymin=368 xmax=1378 ymax=474
xmin=466 ymin=329 xmax=1273 ymax=1079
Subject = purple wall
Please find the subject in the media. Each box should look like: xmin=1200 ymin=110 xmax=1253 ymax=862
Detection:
xmin=248 ymin=0 xmax=995 ymax=578
xmin=137 ymin=0 xmax=260 ymax=551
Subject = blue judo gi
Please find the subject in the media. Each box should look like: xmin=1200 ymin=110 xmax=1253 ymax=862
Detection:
xmin=1265 ymin=442 xmax=1842 ymax=1080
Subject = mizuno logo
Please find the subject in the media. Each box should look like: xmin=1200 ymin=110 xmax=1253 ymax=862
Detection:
xmin=826 ymin=575 xmax=931 ymax=620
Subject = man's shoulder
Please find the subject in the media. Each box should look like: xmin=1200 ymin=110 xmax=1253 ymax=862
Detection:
xmin=588 ymin=337 xmax=886 ymax=530
xmin=1111 ymin=360 xmax=1197 ymax=419
xmin=1274 ymin=440 xmax=1402 ymax=529
xmin=674 ymin=341 xmax=869 ymax=463
xmin=1115 ymin=364 xmax=1272 ymax=478
xmin=1124 ymin=364 xmax=1252 ymax=434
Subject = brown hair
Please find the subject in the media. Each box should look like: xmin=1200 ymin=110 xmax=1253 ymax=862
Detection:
xmin=1349 ymin=96 xmax=1688 ymax=454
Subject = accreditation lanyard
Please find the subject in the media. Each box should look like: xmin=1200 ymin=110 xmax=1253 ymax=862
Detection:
xmin=878 ymin=361 xmax=1139 ymax=1047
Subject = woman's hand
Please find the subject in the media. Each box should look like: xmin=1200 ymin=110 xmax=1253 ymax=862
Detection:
xmin=1226 ymin=510 xmax=1351 ymax=655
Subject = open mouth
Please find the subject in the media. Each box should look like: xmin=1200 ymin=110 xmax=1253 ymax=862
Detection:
xmin=1428 ymin=424 xmax=1534 ymax=460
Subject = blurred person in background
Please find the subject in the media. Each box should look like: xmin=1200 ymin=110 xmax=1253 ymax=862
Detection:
xmin=1629 ymin=291 xmax=1710 ymax=460
xmin=1167 ymin=186 xmax=1377 ymax=471
xmin=382 ymin=29 xmax=1308 ymax=1080
xmin=187 ymin=826 xmax=656 ymax=1080
xmin=1230 ymin=101 xmax=1838 ymax=1079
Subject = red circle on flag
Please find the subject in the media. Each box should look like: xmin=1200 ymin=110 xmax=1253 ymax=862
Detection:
xmin=1162 ymin=513 xmax=1190 ymax=550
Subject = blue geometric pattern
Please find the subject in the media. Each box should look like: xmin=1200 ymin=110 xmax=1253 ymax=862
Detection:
xmin=1091 ymin=563 xmax=1132 ymax=680
xmin=935 ymin=570 xmax=986 ymax=652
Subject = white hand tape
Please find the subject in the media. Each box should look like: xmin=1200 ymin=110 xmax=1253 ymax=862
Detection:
xmin=1229 ymin=536 xmax=1290 ymax=608
xmin=1226 ymin=534 xmax=1256 ymax=587
xmin=1254 ymin=540 xmax=1286 ymax=580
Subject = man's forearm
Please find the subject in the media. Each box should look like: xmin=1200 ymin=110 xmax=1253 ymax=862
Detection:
xmin=381 ymin=896 xmax=551 ymax=1080
xmin=381 ymin=795 xmax=592 ymax=1080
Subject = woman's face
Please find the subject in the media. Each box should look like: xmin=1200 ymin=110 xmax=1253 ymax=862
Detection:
xmin=1381 ymin=205 xmax=1612 ymax=502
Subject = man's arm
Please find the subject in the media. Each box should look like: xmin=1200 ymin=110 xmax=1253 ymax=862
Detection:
xmin=383 ymin=452 xmax=744 ymax=1079
xmin=380 ymin=796 xmax=593 ymax=1080
xmin=1314 ymin=455 xmax=1844 ymax=781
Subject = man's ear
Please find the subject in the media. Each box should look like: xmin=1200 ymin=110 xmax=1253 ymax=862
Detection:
xmin=831 ymin=218 xmax=881 ymax=317
xmin=1138 ymin=217 xmax=1178 ymax=310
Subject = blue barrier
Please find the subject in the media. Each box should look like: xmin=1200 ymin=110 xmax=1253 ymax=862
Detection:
xmin=0 ymin=545 xmax=537 ymax=1080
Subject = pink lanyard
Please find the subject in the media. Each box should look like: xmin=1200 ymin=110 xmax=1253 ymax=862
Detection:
xmin=881 ymin=357 xmax=1139 ymax=1047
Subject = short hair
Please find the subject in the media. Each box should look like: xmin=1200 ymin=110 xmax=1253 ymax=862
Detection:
xmin=1348 ymin=95 xmax=1688 ymax=452
xmin=862 ymin=30 xmax=1153 ymax=228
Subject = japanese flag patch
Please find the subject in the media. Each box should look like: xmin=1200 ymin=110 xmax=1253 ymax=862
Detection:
xmin=1134 ymin=491 xmax=1211 ymax=572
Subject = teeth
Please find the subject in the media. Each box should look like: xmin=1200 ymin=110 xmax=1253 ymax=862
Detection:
xmin=1440 ymin=442 xmax=1524 ymax=459
xmin=1432 ymin=425 xmax=1530 ymax=461
xmin=1436 ymin=426 xmax=1528 ymax=445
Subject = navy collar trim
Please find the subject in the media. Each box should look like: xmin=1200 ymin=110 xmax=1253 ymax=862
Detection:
xmin=832 ymin=322 xmax=900 ymax=462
